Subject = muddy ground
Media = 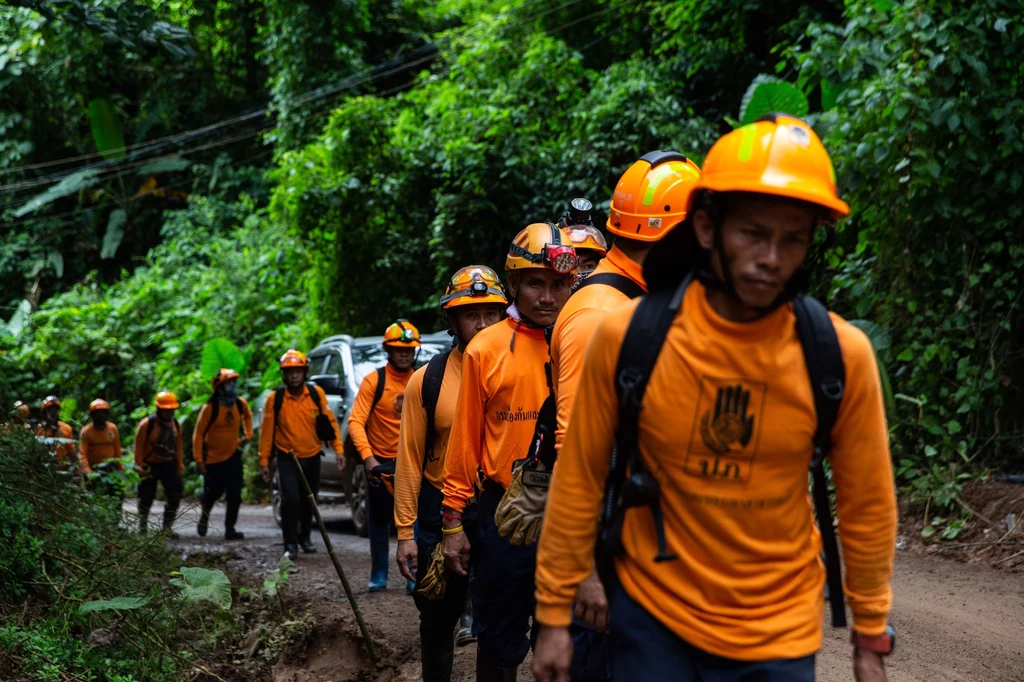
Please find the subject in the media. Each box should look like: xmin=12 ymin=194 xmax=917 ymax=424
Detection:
xmin=148 ymin=498 xmax=1024 ymax=682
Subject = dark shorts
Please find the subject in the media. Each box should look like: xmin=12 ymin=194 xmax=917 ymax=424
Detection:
xmin=609 ymin=586 xmax=816 ymax=682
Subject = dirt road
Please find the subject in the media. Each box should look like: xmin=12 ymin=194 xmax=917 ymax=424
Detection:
xmin=152 ymin=501 xmax=1024 ymax=682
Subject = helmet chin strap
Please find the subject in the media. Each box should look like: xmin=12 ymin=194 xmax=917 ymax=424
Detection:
xmin=703 ymin=226 xmax=800 ymax=320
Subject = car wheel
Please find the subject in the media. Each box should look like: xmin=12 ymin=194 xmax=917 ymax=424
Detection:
xmin=348 ymin=463 xmax=369 ymax=538
xmin=272 ymin=470 xmax=283 ymax=529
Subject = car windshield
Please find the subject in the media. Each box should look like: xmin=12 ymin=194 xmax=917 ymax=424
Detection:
xmin=351 ymin=340 xmax=449 ymax=384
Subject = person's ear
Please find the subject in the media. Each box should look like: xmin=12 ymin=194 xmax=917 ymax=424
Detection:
xmin=692 ymin=209 xmax=716 ymax=251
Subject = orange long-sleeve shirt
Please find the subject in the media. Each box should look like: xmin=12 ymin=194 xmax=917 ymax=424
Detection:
xmin=133 ymin=416 xmax=184 ymax=475
xmin=535 ymin=281 xmax=897 ymax=660
xmin=78 ymin=422 xmax=122 ymax=474
xmin=192 ymin=399 xmax=253 ymax=464
xmin=36 ymin=421 xmax=77 ymax=465
xmin=348 ymin=363 xmax=413 ymax=462
xmin=258 ymin=384 xmax=343 ymax=466
xmin=442 ymin=318 xmax=550 ymax=512
xmin=550 ymin=246 xmax=645 ymax=453
xmin=394 ymin=349 xmax=463 ymax=540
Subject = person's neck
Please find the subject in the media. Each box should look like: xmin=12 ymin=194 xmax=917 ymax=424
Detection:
xmin=387 ymin=362 xmax=411 ymax=375
xmin=286 ymin=384 xmax=305 ymax=396
xmin=615 ymin=241 xmax=650 ymax=266
xmin=457 ymin=340 xmax=467 ymax=353
xmin=704 ymin=287 xmax=762 ymax=323
xmin=92 ymin=421 xmax=106 ymax=429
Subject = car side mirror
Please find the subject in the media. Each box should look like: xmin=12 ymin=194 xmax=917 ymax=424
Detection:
xmin=310 ymin=374 xmax=343 ymax=395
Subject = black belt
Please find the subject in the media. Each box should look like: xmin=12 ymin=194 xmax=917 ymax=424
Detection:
xmin=481 ymin=478 xmax=505 ymax=497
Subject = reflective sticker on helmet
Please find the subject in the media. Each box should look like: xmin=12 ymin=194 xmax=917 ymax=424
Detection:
xmin=641 ymin=164 xmax=679 ymax=207
xmin=788 ymin=124 xmax=811 ymax=148
xmin=648 ymin=217 xmax=662 ymax=228
xmin=738 ymin=124 xmax=757 ymax=162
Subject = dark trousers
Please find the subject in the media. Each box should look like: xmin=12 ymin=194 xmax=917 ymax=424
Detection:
xmin=412 ymin=482 xmax=476 ymax=682
xmin=202 ymin=450 xmax=243 ymax=530
xmin=277 ymin=453 xmax=321 ymax=546
xmin=138 ymin=461 xmax=183 ymax=529
xmin=473 ymin=485 xmax=538 ymax=669
xmin=609 ymin=586 xmax=816 ymax=682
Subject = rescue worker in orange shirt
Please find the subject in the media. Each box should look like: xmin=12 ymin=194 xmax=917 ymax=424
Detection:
xmin=194 ymin=369 xmax=253 ymax=540
xmin=135 ymin=391 xmax=184 ymax=537
xmin=259 ymin=349 xmax=344 ymax=560
xmin=349 ymin=319 xmax=421 ymax=592
xmin=393 ymin=266 xmax=508 ymax=682
xmin=556 ymin=198 xmax=607 ymax=277
xmin=533 ymin=116 xmax=897 ymax=682
xmin=36 ymin=395 xmax=77 ymax=466
xmin=441 ymin=223 xmax=576 ymax=682
xmin=549 ymin=153 xmax=702 ymax=682
xmin=79 ymin=399 xmax=122 ymax=475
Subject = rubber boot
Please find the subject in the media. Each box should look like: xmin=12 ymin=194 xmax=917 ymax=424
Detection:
xmin=368 ymin=518 xmax=390 ymax=592
xmin=163 ymin=494 xmax=181 ymax=539
xmin=421 ymin=644 xmax=455 ymax=682
xmin=225 ymin=497 xmax=242 ymax=539
xmin=197 ymin=502 xmax=212 ymax=537
xmin=456 ymin=596 xmax=476 ymax=646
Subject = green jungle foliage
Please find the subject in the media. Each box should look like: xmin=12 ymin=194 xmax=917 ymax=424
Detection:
xmin=1 ymin=0 xmax=1022 ymax=521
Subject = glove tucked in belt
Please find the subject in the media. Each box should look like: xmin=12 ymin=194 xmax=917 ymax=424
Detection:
xmin=371 ymin=457 xmax=397 ymax=496
xmin=494 ymin=457 xmax=551 ymax=546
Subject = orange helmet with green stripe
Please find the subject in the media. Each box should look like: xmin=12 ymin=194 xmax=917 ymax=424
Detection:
xmin=607 ymin=151 xmax=702 ymax=242
xmin=693 ymin=114 xmax=848 ymax=220
xmin=441 ymin=266 xmax=508 ymax=310
xmin=383 ymin=319 xmax=421 ymax=348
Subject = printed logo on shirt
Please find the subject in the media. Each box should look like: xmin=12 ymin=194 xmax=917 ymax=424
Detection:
xmin=225 ymin=411 xmax=235 ymax=426
xmin=107 ymin=430 xmax=115 ymax=441
xmin=393 ymin=395 xmax=404 ymax=419
xmin=685 ymin=378 xmax=766 ymax=482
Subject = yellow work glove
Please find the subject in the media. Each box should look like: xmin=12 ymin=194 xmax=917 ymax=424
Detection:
xmin=494 ymin=458 xmax=551 ymax=546
xmin=417 ymin=543 xmax=447 ymax=601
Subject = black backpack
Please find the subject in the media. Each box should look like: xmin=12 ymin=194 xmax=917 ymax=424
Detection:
xmin=270 ymin=382 xmax=337 ymax=457
xmin=144 ymin=415 xmax=181 ymax=462
xmin=518 ymin=273 xmax=648 ymax=475
xmin=597 ymin=275 xmax=848 ymax=628
xmin=199 ymin=397 xmax=251 ymax=463
xmin=421 ymin=351 xmax=451 ymax=470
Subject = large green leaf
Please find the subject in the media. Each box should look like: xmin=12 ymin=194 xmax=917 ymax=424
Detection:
xmin=8 ymin=299 xmax=32 ymax=337
xmin=101 ymin=209 xmax=128 ymax=260
xmin=135 ymin=156 xmax=191 ymax=175
xmin=201 ymin=338 xmax=246 ymax=383
xmin=88 ymin=98 xmax=127 ymax=160
xmin=170 ymin=567 xmax=232 ymax=610
xmin=14 ymin=169 xmax=102 ymax=217
xmin=79 ymin=596 xmax=151 ymax=614
xmin=739 ymin=75 xmax=809 ymax=125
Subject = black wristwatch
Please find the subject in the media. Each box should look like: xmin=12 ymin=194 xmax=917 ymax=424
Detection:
xmin=851 ymin=624 xmax=896 ymax=655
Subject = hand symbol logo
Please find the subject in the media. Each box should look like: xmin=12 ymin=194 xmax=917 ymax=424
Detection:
xmin=700 ymin=384 xmax=755 ymax=453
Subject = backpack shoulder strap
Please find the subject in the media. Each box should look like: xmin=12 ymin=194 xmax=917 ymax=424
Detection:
xmin=271 ymin=387 xmax=286 ymax=455
xmin=200 ymin=399 xmax=221 ymax=463
xmin=576 ymin=272 xmax=645 ymax=300
xmin=370 ymin=366 xmax=387 ymax=412
xmin=306 ymin=382 xmax=323 ymax=413
xmin=421 ymin=351 xmax=452 ymax=469
xmin=792 ymin=293 xmax=847 ymax=628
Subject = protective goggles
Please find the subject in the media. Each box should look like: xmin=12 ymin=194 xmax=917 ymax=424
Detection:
xmin=440 ymin=279 xmax=507 ymax=306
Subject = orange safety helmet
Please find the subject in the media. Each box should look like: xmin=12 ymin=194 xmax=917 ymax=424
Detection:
xmin=383 ymin=319 xmax=421 ymax=348
xmin=506 ymin=222 xmax=578 ymax=274
xmin=693 ymin=114 xmax=849 ymax=220
xmin=211 ymin=368 xmax=240 ymax=390
xmin=562 ymin=225 xmax=608 ymax=257
xmin=13 ymin=401 xmax=29 ymax=417
xmin=155 ymin=391 xmax=180 ymax=409
xmin=41 ymin=396 xmax=61 ymax=409
xmin=440 ymin=266 xmax=509 ymax=310
xmin=607 ymin=151 xmax=702 ymax=242
xmin=89 ymin=399 xmax=110 ymax=413
xmin=279 ymin=349 xmax=310 ymax=369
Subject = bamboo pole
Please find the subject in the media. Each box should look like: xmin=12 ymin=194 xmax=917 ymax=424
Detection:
xmin=289 ymin=450 xmax=379 ymax=666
